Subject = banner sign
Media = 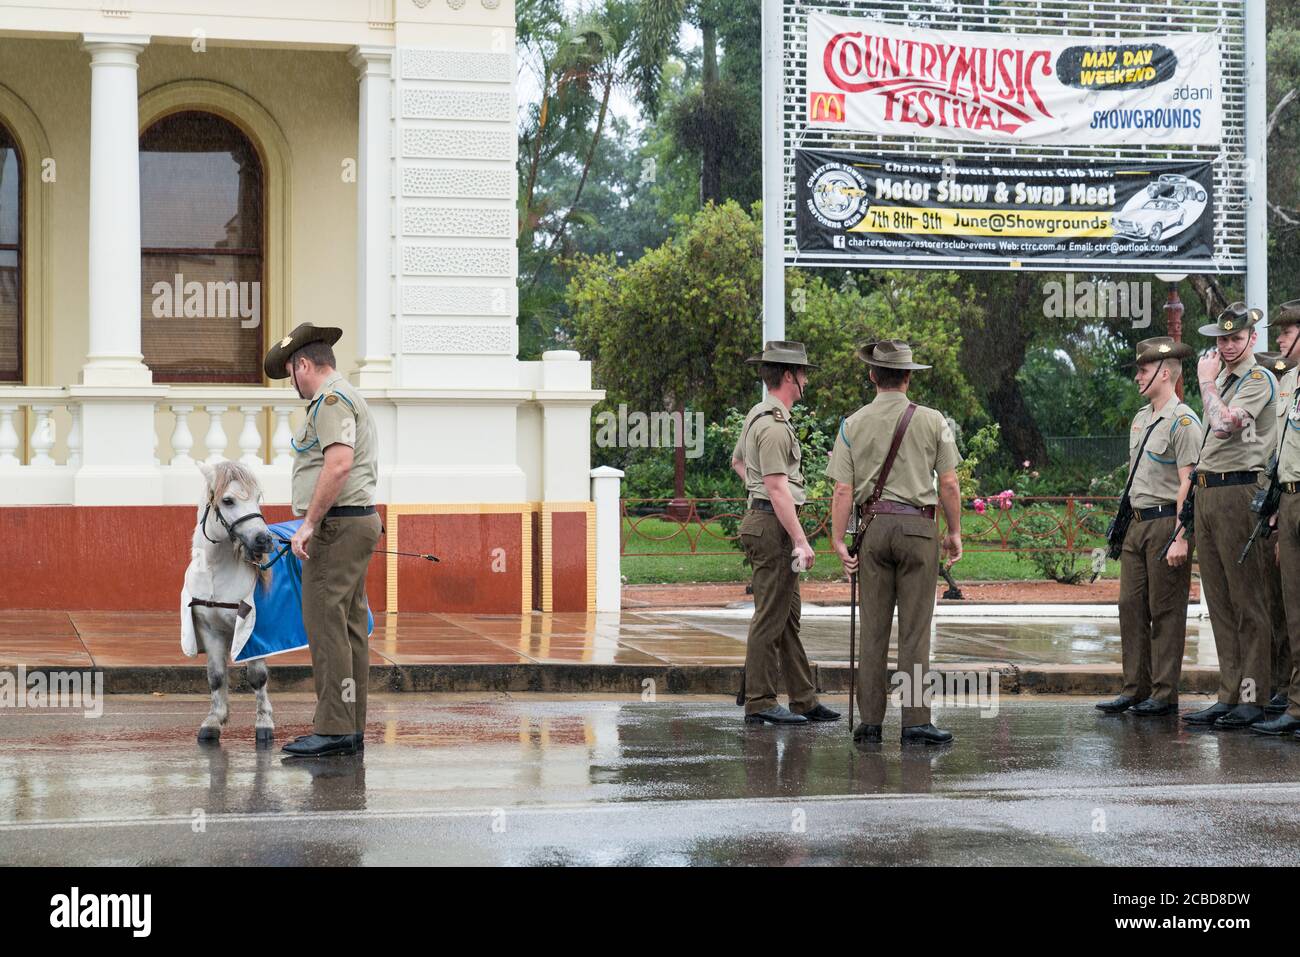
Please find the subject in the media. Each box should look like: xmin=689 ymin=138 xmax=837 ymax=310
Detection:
xmin=795 ymin=148 xmax=1215 ymax=267
xmin=804 ymin=12 xmax=1222 ymax=146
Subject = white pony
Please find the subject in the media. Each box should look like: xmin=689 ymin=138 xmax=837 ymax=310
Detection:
xmin=181 ymin=461 xmax=278 ymax=745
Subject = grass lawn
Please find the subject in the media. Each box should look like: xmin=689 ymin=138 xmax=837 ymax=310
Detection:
xmin=620 ymin=513 xmax=1122 ymax=585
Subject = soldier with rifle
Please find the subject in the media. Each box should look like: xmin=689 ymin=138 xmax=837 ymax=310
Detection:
xmin=1253 ymin=336 xmax=1300 ymax=717
xmin=1252 ymin=301 xmax=1300 ymax=736
xmin=829 ymin=340 xmax=962 ymax=745
xmin=1095 ymin=338 xmax=1200 ymax=718
xmin=1180 ymin=303 xmax=1278 ymax=729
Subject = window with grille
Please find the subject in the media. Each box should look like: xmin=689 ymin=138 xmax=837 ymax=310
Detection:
xmin=0 ymin=122 xmax=21 ymax=383
xmin=140 ymin=110 xmax=265 ymax=383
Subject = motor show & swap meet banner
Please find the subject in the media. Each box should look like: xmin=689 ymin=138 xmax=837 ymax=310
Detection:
xmin=795 ymin=149 xmax=1214 ymax=266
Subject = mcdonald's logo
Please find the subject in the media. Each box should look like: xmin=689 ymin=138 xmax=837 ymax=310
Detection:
xmin=809 ymin=91 xmax=845 ymax=122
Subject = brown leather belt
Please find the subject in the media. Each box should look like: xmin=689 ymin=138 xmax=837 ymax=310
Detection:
xmin=864 ymin=499 xmax=935 ymax=519
xmin=1283 ymin=481 xmax=1300 ymax=495
xmin=1133 ymin=503 xmax=1176 ymax=521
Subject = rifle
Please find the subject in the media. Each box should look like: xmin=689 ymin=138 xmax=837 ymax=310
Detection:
xmin=1157 ymin=479 xmax=1196 ymax=562
xmin=1239 ymin=450 xmax=1282 ymax=563
xmin=1158 ymin=417 xmax=1215 ymax=562
xmin=1106 ymin=420 xmax=1160 ymax=560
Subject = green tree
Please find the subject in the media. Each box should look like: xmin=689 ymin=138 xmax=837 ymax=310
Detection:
xmin=566 ymin=199 xmax=763 ymax=424
xmin=785 ymin=270 xmax=978 ymax=424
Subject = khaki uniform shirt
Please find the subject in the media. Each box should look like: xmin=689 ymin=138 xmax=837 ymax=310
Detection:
xmin=733 ymin=397 xmax=806 ymax=507
xmin=291 ymin=371 xmax=379 ymax=515
xmin=1277 ymin=367 xmax=1300 ymax=482
xmin=1199 ymin=354 xmax=1277 ymax=473
xmin=1127 ymin=396 xmax=1201 ymax=509
xmin=826 ymin=391 xmax=960 ymax=508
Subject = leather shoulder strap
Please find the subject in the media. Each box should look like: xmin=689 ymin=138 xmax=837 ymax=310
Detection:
xmin=865 ymin=403 xmax=917 ymax=508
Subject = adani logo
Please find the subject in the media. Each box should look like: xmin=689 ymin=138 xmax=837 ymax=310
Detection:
xmin=808 ymin=91 xmax=845 ymax=122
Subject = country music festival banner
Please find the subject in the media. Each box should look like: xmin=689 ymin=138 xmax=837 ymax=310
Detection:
xmin=795 ymin=148 xmax=1215 ymax=266
xmin=803 ymin=12 xmax=1222 ymax=146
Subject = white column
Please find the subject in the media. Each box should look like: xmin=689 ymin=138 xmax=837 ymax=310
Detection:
xmin=1245 ymin=1 xmax=1268 ymax=341
xmin=590 ymin=466 xmax=624 ymax=613
xmin=81 ymin=34 xmax=151 ymax=387
xmin=539 ymin=351 xmax=594 ymax=501
xmin=349 ymin=46 xmax=394 ymax=387
xmin=760 ymin=0 xmax=785 ymax=347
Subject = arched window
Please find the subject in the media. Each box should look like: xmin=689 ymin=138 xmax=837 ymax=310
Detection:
xmin=0 ymin=122 xmax=20 ymax=383
xmin=140 ymin=110 xmax=264 ymax=383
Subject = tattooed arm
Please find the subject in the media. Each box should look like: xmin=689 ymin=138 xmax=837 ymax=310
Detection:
xmin=1198 ymin=380 xmax=1249 ymax=438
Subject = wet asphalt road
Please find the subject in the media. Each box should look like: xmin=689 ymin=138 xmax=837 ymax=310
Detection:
xmin=4 ymin=692 xmax=1300 ymax=865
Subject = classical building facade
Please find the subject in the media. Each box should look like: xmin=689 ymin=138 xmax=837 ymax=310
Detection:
xmin=0 ymin=0 xmax=616 ymax=615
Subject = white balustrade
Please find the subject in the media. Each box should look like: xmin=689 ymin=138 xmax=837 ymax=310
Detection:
xmin=66 ymin=403 xmax=83 ymax=469
xmin=202 ymin=405 xmax=229 ymax=465
xmin=238 ymin=406 xmax=265 ymax=467
xmin=271 ymin=405 xmax=295 ymax=467
xmin=0 ymin=405 xmax=19 ymax=466
xmin=29 ymin=405 xmax=56 ymax=467
xmin=169 ymin=405 xmax=195 ymax=466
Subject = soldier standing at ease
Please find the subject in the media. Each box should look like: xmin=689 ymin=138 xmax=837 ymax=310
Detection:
xmin=1253 ymin=300 xmax=1300 ymax=736
xmin=828 ymin=340 xmax=962 ymax=745
xmin=730 ymin=342 xmax=840 ymax=726
xmin=1184 ymin=303 xmax=1278 ymax=729
xmin=264 ymin=323 xmax=383 ymax=757
xmin=1256 ymin=312 xmax=1300 ymax=716
xmin=1095 ymin=338 xmax=1200 ymax=718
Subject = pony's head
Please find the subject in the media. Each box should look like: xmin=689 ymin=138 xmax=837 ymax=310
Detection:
xmin=198 ymin=460 xmax=275 ymax=562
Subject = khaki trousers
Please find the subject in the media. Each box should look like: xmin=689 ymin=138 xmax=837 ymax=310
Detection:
xmin=1196 ymin=482 xmax=1272 ymax=706
xmin=855 ymin=512 xmax=938 ymax=727
xmin=1117 ymin=513 xmax=1192 ymax=703
xmin=1264 ymin=538 xmax=1293 ymax=695
xmin=301 ymin=512 xmax=383 ymax=735
xmin=739 ymin=509 xmax=818 ymax=716
xmin=1273 ymin=494 xmax=1300 ymax=718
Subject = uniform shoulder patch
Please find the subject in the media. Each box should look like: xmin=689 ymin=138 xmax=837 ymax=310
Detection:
xmin=1251 ymin=369 xmax=1264 ymax=379
xmin=1179 ymin=415 xmax=1192 ymax=427
xmin=324 ymin=394 xmax=339 ymax=406
xmin=771 ymin=407 xmax=785 ymax=422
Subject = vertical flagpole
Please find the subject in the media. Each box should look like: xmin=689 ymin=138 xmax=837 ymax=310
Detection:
xmin=1245 ymin=0 xmax=1268 ymax=347
xmin=761 ymin=0 xmax=785 ymax=352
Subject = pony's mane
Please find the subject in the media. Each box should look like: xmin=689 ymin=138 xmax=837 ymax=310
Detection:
xmin=202 ymin=460 xmax=272 ymax=587
xmin=208 ymin=460 xmax=264 ymax=503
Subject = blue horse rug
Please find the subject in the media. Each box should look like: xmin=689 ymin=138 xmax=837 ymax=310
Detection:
xmin=235 ymin=519 xmax=375 ymax=663
xmin=182 ymin=519 xmax=374 ymax=664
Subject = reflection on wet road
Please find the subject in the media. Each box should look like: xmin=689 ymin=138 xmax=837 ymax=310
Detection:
xmin=2 ymin=692 xmax=1297 ymax=865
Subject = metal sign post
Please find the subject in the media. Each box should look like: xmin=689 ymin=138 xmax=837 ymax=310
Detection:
xmin=761 ymin=0 xmax=785 ymax=348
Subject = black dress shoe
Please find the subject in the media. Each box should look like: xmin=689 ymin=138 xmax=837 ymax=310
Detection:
xmin=1130 ymin=698 xmax=1177 ymax=717
xmin=852 ymin=723 xmax=882 ymax=742
xmin=1095 ymin=695 xmax=1140 ymax=714
xmin=1251 ymin=714 xmax=1300 ymax=736
xmin=1182 ymin=702 xmax=1233 ymax=725
xmin=743 ymin=705 xmax=807 ymax=725
xmin=292 ymin=732 xmax=364 ymax=751
xmin=901 ymin=723 xmax=954 ymax=744
xmin=796 ymin=704 xmax=841 ymax=722
xmin=1214 ymin=704 xmax=1265 ymax=729
xmin=1266 ymin=692 xmax=1290 ymax=715
xmin=282 ymin=733 xmax=358 ymax=756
